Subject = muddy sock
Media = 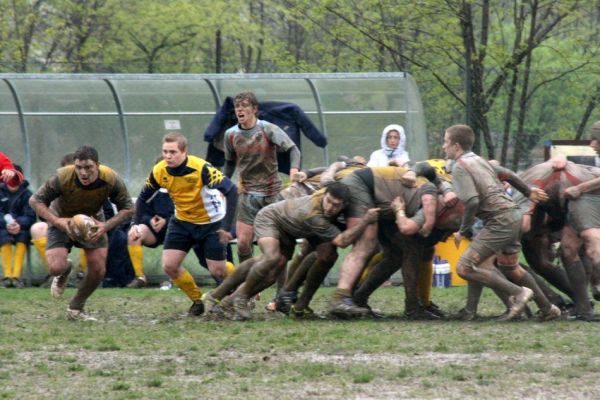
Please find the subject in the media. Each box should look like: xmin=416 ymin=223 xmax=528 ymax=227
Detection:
xmin=284 ymin=252 xmax=317 ymax=292
xmin=212 ymin=258 xmax=255 ymax=300
xmin=563 ymin=260 xmax=592 ymax=315
xmin=295 ymin=258 xmax=334 ymax=310
xmin=68 ymin=265 xmax=105 ymax=310
xmin=353 ymin=256 xmax=400 ymax=306
xmin=172 ymin=269 xmax=202 ymax=302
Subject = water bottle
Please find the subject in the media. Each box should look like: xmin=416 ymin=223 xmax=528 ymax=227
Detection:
xmin=4 ymin=214 xmax=15 ymax=225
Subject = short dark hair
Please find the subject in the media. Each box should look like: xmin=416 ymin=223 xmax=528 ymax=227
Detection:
xmin=414 ymin=162 xmax=437 ymax=183
xmin=446 ymin=124 xmax=475 ymax=151
xmin=60 ymin=152 xmax=76 ymax=167
xmin=234 ymin=91 xmax=259 ymax=108
xmin=325 ymin=182 xmax=351 ymax=203
xmin=74 ymin=145 xmax=99 ymax=163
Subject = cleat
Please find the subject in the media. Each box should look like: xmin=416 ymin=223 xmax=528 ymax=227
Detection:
xmin=448 ymin=307 xmax=476 ymax=321
xmin=538 ymin=304 xmax=561 ymax=322
xmin=405 ymin=306 xmax=443 ymax=321
xmin=219 ymin=296 xmax=236 ymax=319
xmin=290 ymin=305 xmax=323 ymax=320
xmin=231 ymin=296 xmax=252 ymax=320
xmin=506 ymin=287 xmax=534 ymax=321
xmin=51 ymin=267 xmax=72 ymax=299
xmin=275 ymin=290 xmax=297 ymax=315
xmin=1 ymin=277 xmax=13 ymax=288
xmin=265 ymin=299 xmax=277 ymax=312
xmin=201 ymin=291 xmax=220 ymax=314
xmin=424 ymin=302 xmax=446 ymax=318
xmin=66 ymin=308 xmax=97 ymax=321
xmin=570 ymin=312 xmax=600 ymax=322
xmin=187 ymin=300 xmax=205 ymax=317
xmin=203 ymin=304 xmax=226 ymax=321
xmin=329 ymin=297 xmax=370 ymax=319
xmin=126 ymin=277 xmax=146 ymax=289
xmin=11 ymin=278 xmax=25 ymax=289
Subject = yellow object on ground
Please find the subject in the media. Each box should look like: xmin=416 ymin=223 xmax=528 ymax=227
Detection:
xmin=433 ymin=236 xmax=470 ymax=286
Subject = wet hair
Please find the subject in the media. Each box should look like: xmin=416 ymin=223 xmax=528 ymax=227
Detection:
xmin=60 ymin=152 xmax=76 ymax=166
xmin=73 ymin=145 xmax=99 ymax=163
xmin=234 ymin=91 xmax=259 ymax=108
xmin=163 ymin=132 xmax=188 ymax=151
xmin=414 ymin=162 xmax=437 ymax=183
xmin=446 ymin=124 xmax=475 ymax=151
xmin=325 ymin=181 xmax=351 ymax=203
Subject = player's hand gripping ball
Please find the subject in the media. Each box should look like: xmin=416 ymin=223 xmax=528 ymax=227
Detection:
xmin=68 ymin=214 xmax=99 ymax=243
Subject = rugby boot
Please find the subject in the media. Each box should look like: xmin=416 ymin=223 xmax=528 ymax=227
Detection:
xmin=275 ymin=290 xmax=298 ymax=315
xmin=405 ymin=305 xmax=443 ymax=320
xmin=448 ymin=307 xmax=476 ymax=321
xmin=506 ymin=287 xmax=534 ymax=320
xmin=329 ymin=297 xmax=370 ymax=319
xmin=290 ymin=305 xmax=324 ymax=320
xmin=126 ymin=277 xmax=147 ymax=289
xmin=1 ymin=277 xmax=12 ymax=288
xmin=424 ymin=302 xmax=447 ymax=318
xmin=51 ymin=265 xmax=72 ymax=299
xmin=11 ymin=278 xmax=25 ymax=289
xmin=67 ymin=308 xmax=98 ymax=321
xmin=231 ymin=295 xmax=252 ymax=321
xmin=187 ymin=300 xmax=205 ymax=317
xmin=538 ymin=304 xmax=561 ymax=322
xmin=201 ymin=291 xmax=220 ymax=314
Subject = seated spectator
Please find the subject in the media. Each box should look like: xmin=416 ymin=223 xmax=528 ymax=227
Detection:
xmin=0 ymin=165 xmax=36 ymax=288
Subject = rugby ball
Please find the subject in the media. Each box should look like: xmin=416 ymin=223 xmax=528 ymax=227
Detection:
xmin=68 ymin=214 xmax=98 ymax=243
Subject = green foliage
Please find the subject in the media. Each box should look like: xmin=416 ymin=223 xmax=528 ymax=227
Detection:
xmin=1 ymin=1 xmax=599 ymax=163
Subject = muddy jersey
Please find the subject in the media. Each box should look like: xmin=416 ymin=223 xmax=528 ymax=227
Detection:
xmin=451 ymin=152 xmax=518 ymax=220
xmin=224 ymin=119 xmax=296 ymax=196
xmin=32 ymin=164 xmax=133 ymax=220
xmin=256 ymin=189 xmax=341 ymax=242
xmin=354 ymin=166 xmax=437 ymax=220
xmin=280 ymin=164 xmax=365 ymax=200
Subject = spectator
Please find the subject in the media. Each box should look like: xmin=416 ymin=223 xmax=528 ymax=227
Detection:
xmin=367 ymin=124 xmax=410 ymax=167
xmin=0 ymin=165 xmax=36 ymax=288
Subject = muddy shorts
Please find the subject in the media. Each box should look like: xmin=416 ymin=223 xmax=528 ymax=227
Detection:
xmin=46 ymin=225 xmax=108 ymax=250
xmin=237 ymin=193 xmax=279 ymax=225
xmin=568 ymin=194 xmax=600 ymax=233
xmin=469 ymin=209 xmax=522 ymax=259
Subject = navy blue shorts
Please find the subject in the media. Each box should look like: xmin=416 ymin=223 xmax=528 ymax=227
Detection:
xmin=163 ymin=218 xmax=226 ymax=261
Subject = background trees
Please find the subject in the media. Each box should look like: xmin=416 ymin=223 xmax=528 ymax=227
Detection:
xmin=1 ymin=0 xmax=598 ymax=166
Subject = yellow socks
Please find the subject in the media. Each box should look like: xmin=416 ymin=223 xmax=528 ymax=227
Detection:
xmin=78 ymin=250 xmax=88 ymax=273
xmin=418 ymin=260 xmax=433 ymax=306
xmin=358 ymin=252 xmax=384 ymax=287
xmin=1 ymin=243 xmax=12 ymax=278
xmin=12 ymin=242 xmax=26 ymax=279
xmin=32 ymin=237 xmax=48 ymax=269
xmin=127 ymin=245 xmax=145 ymax=278
xmin=225 ymin=261 xmax=236 ymax=278
xmin=172 ymin=269 xmax=202 ymax=302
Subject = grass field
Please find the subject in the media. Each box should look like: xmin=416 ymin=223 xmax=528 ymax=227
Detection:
xmin=1 ymin=285 xmax=599 ymax=399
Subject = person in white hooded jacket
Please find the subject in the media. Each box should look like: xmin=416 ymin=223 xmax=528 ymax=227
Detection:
xmin=367 ymin=124 xmax=410 ymax=167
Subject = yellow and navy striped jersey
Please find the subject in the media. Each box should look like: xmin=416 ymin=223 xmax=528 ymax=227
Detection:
xmin=136 ymin=156 xmax=234 ymax=225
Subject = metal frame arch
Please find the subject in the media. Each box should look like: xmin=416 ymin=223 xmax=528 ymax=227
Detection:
xmin=305 ymin=78 xmax=329 ymax=166
xmin=104 ymin=79 xmax=131 ymax=183
xmin=2 ymin=79 xmax=31 ymax=179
